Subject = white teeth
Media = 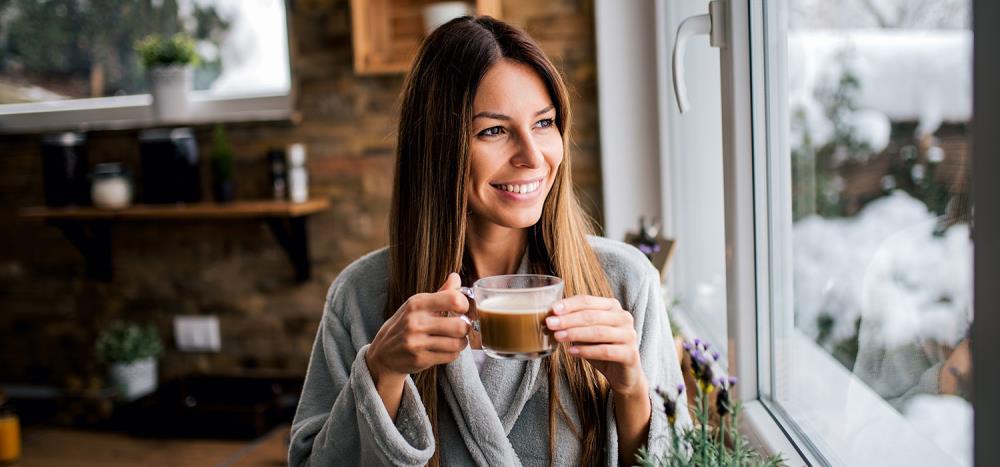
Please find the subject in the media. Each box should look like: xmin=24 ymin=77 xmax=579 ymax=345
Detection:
xmin=495 ymin=181 xmax=541 ymax=194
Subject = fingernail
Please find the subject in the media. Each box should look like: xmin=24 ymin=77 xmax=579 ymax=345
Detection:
xmin=555 ymin=331 xmax=567 ymax=340
xmin=569 ymin=346 xmax=580 ymax=355
xmin=553 ymin=303 xmax=564 ymax=314
xmin=546 ymin=316 xmax=560 ymax=328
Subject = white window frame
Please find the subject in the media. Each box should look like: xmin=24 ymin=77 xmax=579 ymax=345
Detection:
xmin=0 ymin=2 xmax=294 ymax=134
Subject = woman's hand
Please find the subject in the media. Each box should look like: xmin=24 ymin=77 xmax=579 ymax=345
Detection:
xmin=939 ymin=337 xmax=971 ymax=397
xmin=547 ymin=294 xmax=652 ymax=464
xmin=366 ymin=273 xmax=471 ymax=385
xmin=545 ymin=295 xmax=647 ymax=397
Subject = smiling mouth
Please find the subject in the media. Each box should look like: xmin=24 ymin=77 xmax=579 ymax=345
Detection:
xmin=490 ymin=180 xmax=542 ymax=195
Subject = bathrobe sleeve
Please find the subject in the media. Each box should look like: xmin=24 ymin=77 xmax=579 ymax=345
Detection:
xmin=603 ymin=246 xmax=692 ymax=466
xmin=288 ymin=274 xmax=435 ymax=467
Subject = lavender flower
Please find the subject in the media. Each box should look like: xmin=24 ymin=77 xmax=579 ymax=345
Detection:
xmin=683 ymin=338 xmax=717 ymax=391
xmin=655 ymin=386 xmax=683 ymax=425
xmin=715 ymin=375 xmax=738 ymax=418
xmin=716 ymin=384 xmax=732 ymax=417
xmin=638 ymin=243 xmax=661 ymax=256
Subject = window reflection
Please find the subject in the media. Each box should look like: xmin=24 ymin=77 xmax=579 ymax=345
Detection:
xmin=786 ymin=1 xmax=973 ymax=464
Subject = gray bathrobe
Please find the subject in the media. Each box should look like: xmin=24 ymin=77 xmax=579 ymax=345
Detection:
xmin=289 ymin=236 xmax=690 ymax=466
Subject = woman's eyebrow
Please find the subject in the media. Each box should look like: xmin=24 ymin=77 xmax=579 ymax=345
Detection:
xmin=472 ymin=105 xmax=555 ymax=121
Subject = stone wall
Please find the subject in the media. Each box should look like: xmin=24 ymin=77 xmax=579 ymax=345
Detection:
xmin=0 ymin=0 xmax=602 ymax=386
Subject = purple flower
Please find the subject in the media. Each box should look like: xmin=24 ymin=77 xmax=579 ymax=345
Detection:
xmin=655 ymin=386 xmax=680 ymax=425
xmin=711 ymin=350 xmax=720 ymax=361
xmin=728 ymin=376 xmax=739 ymax=386
xmin=677 ymin=383 xmax=685 ymax=394
xmin=716 ymin=385 xmax=732 ymax=417
xmin=682 ymin=341 xmax=693 ymax=351
xmin=638 ymin=243 xmax=661 ymax=255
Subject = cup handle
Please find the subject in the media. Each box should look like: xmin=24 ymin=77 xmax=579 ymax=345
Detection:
xmin=456 ymin=287 xmax=480 ymax=333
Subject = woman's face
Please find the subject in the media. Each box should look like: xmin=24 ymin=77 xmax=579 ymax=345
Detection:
xmin=466 ymin=59 xmax=564 ymax=230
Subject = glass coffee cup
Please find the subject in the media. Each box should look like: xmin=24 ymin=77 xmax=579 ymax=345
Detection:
xmin=458 ymin=274 xmax=564 ymax=360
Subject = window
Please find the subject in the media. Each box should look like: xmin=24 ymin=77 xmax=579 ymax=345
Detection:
xmin=0 ymin=0 xmax=291 ymax=132
xmin=765 ymin=1 xmax=973 ymax=465
xmin=659 ymin=0 xmax=980 ymax=465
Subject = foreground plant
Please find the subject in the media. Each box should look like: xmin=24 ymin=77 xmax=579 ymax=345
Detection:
xmin=635 ymin=339 xmax=785 ymax=467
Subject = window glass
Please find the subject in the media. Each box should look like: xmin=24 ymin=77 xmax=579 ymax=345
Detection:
xmin=770 ymin=1 xmax=973 ymax=465
xmin=0 ymin=0 xmax=289 ymax=105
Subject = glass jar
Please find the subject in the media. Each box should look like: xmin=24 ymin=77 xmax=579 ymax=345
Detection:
xmin=91 ymin=163 xmax=133 ymax=210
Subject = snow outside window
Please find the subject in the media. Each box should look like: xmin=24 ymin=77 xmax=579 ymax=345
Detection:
xmin=765 ymin=0 xmax=973 ymax=465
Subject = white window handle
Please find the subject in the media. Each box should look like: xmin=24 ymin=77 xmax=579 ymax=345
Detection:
xmin=672 ymin=0 xmax=725 ymax=113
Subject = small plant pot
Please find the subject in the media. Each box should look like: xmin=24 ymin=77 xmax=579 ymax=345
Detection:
xmin=109 ymin=357 xmax=158 ymax=401
xmin=149 ymin=65 xmax=192 ymax=121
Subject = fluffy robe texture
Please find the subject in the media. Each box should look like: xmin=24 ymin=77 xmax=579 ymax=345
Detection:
xmin=288 ymin=236 xmax=690 ymax=466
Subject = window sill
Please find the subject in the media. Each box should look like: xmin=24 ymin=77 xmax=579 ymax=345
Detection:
xmin=762 ymin=331 xmax=963 ymax=466
xmin=0 ymin=91 xmax=295 ymax=134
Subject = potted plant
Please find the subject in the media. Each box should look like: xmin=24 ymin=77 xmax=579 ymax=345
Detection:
xmin=136 ymin=33 xmax=200 ymax=121
xmin=95 ymin=321 xmax=163 ymax=401
xmin=636 ymin=338 xmax=786 ymax=467
xmin=210 ymin=124 xmax=235 ymax=203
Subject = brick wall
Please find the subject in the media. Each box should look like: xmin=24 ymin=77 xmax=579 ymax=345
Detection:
xmin=0 ymin=0 xmax=602 ymax=385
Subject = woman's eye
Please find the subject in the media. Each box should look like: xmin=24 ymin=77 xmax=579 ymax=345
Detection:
xmin=535 ymin=118 xmax=555 ymax=129
xmin=478 ymin=126 xmax=504 ymax=137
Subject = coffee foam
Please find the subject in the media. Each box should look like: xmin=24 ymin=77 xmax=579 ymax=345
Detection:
xmin=478 ymin=296 xmax=551 ymax=315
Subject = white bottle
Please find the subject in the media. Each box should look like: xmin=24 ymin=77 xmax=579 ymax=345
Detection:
xmin=287 ymin=143 xmax=309 ymax=203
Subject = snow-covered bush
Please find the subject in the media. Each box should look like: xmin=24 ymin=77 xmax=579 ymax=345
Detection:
xmin=793 ymin=190 xmax=971 ymax=369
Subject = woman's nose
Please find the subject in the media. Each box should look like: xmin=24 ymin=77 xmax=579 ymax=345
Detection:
xmin=510 ymin=129 xmax=544 ymax=168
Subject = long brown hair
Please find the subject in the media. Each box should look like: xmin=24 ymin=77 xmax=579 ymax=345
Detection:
xmin=387 ymin=16 xmax=614 ymax=466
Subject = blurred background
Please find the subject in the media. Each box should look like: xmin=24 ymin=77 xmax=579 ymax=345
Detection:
xmin=0 ymin=0 xmax=602 ymax=465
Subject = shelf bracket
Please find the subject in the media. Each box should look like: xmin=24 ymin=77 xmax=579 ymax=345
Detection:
xmin=265 ymin=217 xmax=311 ymax=282
xmin=49 ymin=219 xmax=113 ymax=281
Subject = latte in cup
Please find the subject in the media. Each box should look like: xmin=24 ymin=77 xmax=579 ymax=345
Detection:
xmin=477 ymin=296 xmax=556 ymax=359
xmin=460 ymin=274 xmax=563 ymax=360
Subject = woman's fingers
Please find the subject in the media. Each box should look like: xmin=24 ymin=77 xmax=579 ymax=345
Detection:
xmin=552 ymin=295 xmax=621 ymax=315
xmin=407 ymin=289 xmax=470 ymax=315
xmin=546 ymin=308 xmax=631 ymax=331
xmin=426 ymin=316 xmax=471 ymax=338
xmin=553 ymin=325 xmax=634 ymax=345
xmin=422 ymin=335 xmax=469 ymax=353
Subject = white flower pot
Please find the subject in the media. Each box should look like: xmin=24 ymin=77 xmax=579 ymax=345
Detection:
xmin=422 ymin=2 xmax=472 ymax=35
xmin=149 ymin=65 xmax=192 ymax=121
xmin=109 ymin=357 xmax=158 ymax=401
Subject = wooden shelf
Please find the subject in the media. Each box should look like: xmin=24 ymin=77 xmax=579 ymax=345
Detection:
xmin=350 ymin=0 xmax=502 ymax=75
xmin=19 ymin=199 xmax=329 ymax=220
xmin=19 ymin=199 xmax=331 ymax=282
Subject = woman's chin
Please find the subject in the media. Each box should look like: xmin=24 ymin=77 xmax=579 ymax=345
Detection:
xmin=478 ymin=211 xmax=543 ymax=230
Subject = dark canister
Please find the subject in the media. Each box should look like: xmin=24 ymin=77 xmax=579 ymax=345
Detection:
xmin=267 ymin=148 xmax=287 ymax=200
xmin=139 ymin=128 xmax=201 ymax=204
xmin=40 ymin=132 xmax=89 ymax=206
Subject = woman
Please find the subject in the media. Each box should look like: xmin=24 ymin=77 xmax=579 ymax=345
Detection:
xmin=289 ymin=16 xmax=688 ymax=467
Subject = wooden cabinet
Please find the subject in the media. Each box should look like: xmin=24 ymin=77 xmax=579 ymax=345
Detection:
xmin=350 ymin=0 xmax=502 ymax=75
